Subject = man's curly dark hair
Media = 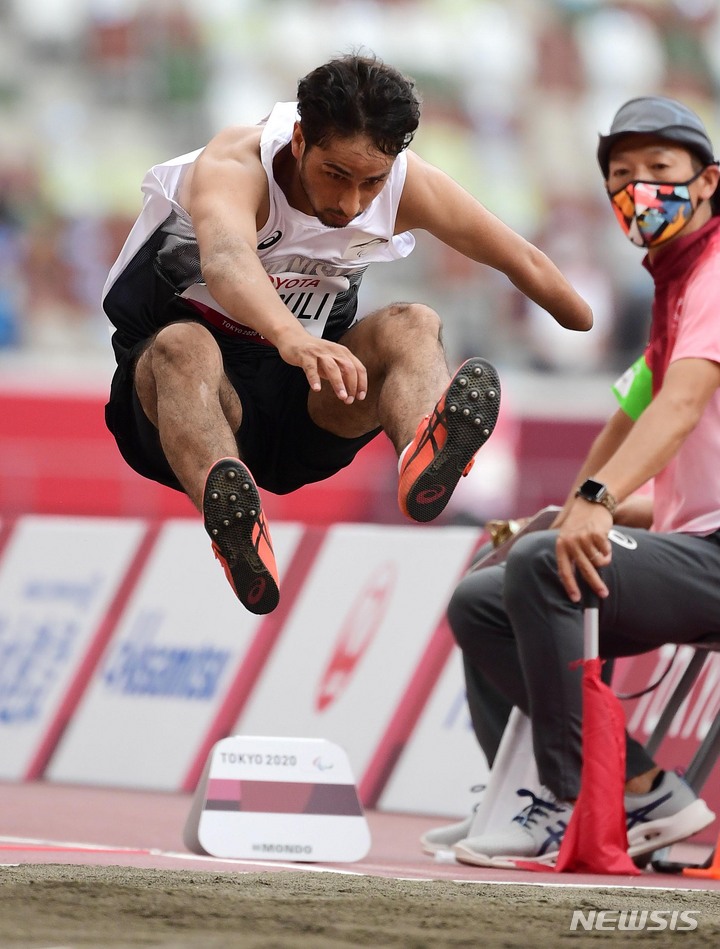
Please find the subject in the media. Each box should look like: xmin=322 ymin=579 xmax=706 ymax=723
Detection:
xmin=297 ymin=52 xmax=421 ymax=158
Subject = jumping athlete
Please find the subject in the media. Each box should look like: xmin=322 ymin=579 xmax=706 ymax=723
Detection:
xmin=103 ymin=53 xmax=592 ymax=614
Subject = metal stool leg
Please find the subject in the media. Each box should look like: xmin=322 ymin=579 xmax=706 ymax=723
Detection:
xmin=645 ymin=649 xmax=720 ymax=873
xmin=644 ymin=651 xmax=709 ymax=758
xmin=685 ymin=708 xmax=720 ymax=793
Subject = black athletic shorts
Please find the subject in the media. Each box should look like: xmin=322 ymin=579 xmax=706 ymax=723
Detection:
xmin=106 ymin=344 xmax=380 ymax=495
xmin=104 ymin=235 xmax=381 ymax=496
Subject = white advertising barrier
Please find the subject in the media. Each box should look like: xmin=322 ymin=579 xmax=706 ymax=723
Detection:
xmin=377 ymin=648 xmax=489 ymax=819
xmin=0 ymin=515 xmax=148 ymax=779
xmin=46 ymin=520 xmax=304 ymax=790
xmin=184 ymin=735 xmax=370 ymax=862
xmin=233 ymin=523 xmax=481 ymax=801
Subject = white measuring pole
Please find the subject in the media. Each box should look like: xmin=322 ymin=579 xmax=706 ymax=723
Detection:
xmin=582 ymin=584 xmax=600 ymax=660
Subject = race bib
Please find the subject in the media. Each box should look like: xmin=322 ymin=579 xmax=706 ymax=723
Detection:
xmin=180 ymin=272 xmax=349 ymax=340
xmin=267 ymin=271 xmax=349 ymax=337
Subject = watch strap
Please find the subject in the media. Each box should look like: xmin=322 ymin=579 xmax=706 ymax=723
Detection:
xmin=575 ymin=481 xmax=617 ymax=516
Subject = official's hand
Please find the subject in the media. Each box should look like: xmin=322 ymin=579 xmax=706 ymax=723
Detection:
xmin=555 ymin=500 xmax=613 ymax=603
xmin=276 ymin=330 xmax=368 ymax=404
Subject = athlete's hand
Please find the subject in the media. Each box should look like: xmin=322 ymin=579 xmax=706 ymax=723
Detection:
xmin=276 ymin=329 xmax=368 ymax=404
xmin=555 ymin=500 xmax=613 ymax=603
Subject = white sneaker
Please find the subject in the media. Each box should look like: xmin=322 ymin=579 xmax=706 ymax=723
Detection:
xmin=454 ymin=787 xmax=571 ymax=868
xmin=453 ymin=771 xmax=716 ymax=869
xmin=625 ymin=770 xmax=715 ymax=858
xmin=420 ymin=785 xmax=485 ymax=855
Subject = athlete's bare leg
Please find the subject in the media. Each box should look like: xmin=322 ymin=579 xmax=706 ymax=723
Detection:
xmin=134 ymin=321 xmax=243 ymax=511
xmin=310 ymin=302 xmax=500 ymax=522
xmin=308 ymin=302 xmax=450 ymax=451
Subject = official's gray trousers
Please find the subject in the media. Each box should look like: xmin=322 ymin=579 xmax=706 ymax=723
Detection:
xmin=448 ymin=527 xmax=720 ymax=800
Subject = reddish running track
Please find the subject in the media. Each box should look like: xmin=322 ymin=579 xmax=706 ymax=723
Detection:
xmin=1 ymin=782 xmax=718 ymax=891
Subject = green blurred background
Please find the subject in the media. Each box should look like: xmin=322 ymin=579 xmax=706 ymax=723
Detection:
xmin=1 ymin=0 xmax=717 ymax=377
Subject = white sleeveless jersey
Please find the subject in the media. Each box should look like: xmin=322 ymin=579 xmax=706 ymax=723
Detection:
xmin=103 ymin=102 xmax=415 ymax=342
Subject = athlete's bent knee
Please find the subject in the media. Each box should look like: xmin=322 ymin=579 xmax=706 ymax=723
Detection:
xmin=387 ymin=302 xmax=442 ymax=334
xmin=368 ymin=303 xmax=442 ymax=352
xmin=150 ymin=321 xmax=222 ymax=376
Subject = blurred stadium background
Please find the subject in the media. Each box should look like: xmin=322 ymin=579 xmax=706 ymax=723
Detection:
xmin=1 ymin=0 xmax=719 ymax=525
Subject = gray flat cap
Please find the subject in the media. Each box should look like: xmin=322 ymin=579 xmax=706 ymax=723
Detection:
xmin=597 ymin=96 xmax=715 ymax=176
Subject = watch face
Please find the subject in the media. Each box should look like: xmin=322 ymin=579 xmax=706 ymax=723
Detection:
xmin=581 ymin=479 xmax=606 ymax=501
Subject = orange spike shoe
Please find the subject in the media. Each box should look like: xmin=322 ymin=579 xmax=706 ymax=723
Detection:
xmin=398 ymin=357 xmax=501 ymax=523
xmin=203 ymin=458 xmax=279 ymax=614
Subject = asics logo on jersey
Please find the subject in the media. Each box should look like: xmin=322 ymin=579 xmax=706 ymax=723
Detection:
xmin=258 ymin=230 xmax=283 ymax=250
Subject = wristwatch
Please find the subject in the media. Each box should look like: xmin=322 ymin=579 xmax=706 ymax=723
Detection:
xmin=575 ymin=478 xmax=617 ymax=516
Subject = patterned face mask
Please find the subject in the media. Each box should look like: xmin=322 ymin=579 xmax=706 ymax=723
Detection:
xmin=608 ymin=170 xmax=704 ymax=248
